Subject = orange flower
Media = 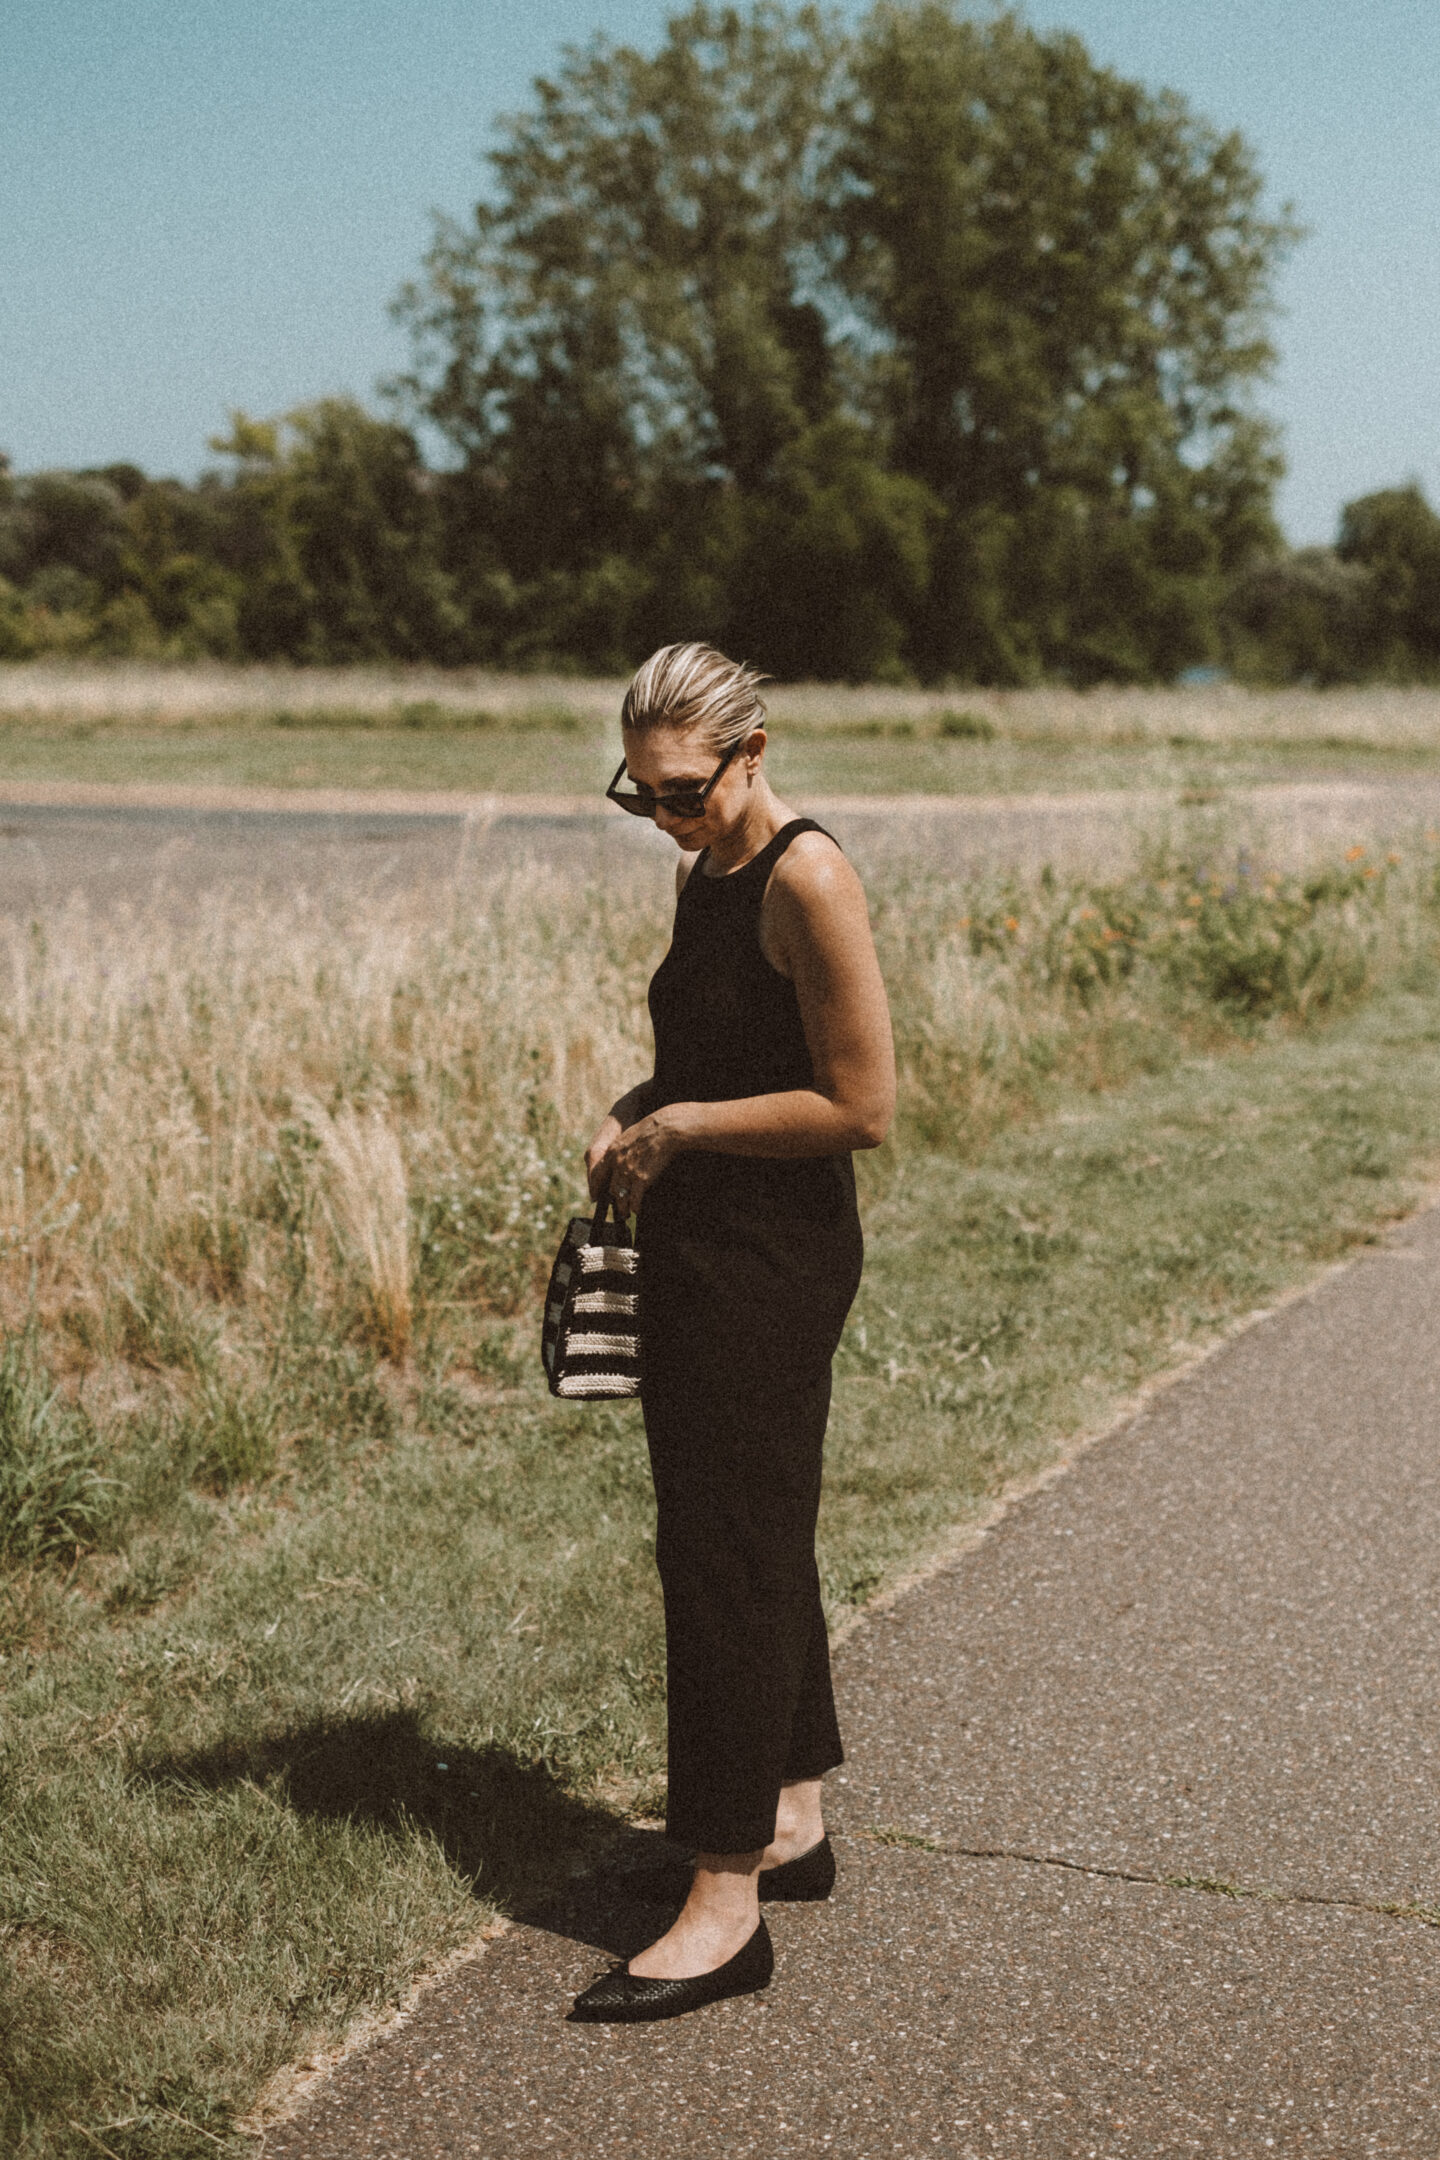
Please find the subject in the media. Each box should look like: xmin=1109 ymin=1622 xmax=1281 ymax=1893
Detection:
xmin=1004 ymin=915 xmax=1020 ymax=933
xmin=1345 ymin=845 xmax=1366 ymax=862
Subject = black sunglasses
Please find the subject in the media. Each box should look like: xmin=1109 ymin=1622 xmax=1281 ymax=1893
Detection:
xmin=605 ymin=738 xmax=743 ymax=822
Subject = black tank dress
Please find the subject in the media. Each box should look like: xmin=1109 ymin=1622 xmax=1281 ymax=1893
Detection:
xmin=638 ymin=817 xmax=864 ymax=1853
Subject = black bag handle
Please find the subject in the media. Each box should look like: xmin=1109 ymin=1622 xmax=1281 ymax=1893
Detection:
xmin=588 ymin=1191 xmax=636 ymax=1248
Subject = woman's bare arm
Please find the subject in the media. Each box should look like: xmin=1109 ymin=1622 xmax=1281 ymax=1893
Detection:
xmin=585 ymin=1078 xmax=656 ymax=1199
xmin=587 ymin=853 xmax=693 ymax=1196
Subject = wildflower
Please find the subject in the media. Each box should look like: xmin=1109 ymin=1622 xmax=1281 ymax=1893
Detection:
xmin=1004 ymin=916 xmax=1020 ymax=934
xmin=1345 ymin=845 xmax=1366 ymax=863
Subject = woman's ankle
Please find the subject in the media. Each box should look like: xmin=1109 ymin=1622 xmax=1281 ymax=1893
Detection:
xmin=689 ymin=1851 xmax=763 ymax=1912
xmin=674 ymin=1864 xmax=760 ymax=1948
xmin=772 ymin=1779 xmax=825 ymax=1854
xmin=628 ymin=1888 xmax=760 ymax=1977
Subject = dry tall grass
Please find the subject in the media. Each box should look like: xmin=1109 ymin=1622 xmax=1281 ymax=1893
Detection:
xmin=0 ymin=662 xmax=623 ymax=726
xmin=301 ymin=1101 xmax=413 ymax=1360
xmin=0 ymin=821 xmax=1431 ymax=1406
xmin=0 ymin=867 xmax=667 ymax=1371
xmin=6 ymin=661 xmax=1440 ymax=750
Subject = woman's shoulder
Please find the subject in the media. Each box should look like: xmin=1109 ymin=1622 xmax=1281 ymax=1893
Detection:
xmin=761 ymin=823 xmax=877 ymax=978
xmin=770 ymin=824 xmax=858 ymax=898
xmin=765 ymin=827 xmax=869 ymax=939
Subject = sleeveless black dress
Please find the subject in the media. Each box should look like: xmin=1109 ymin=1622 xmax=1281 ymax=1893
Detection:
xmin=638 ymin=818 xmax=864 ymax=1853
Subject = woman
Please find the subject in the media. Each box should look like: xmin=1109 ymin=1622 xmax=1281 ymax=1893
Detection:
xmin=571 ymin=643 xmax=895 ymax=2024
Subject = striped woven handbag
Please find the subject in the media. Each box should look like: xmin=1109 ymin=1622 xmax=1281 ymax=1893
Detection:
xmin=540 ymin=1194 xmax=642 ymax=1399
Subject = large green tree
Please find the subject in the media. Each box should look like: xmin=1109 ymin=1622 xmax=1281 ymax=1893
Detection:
xmin=394 ymin=2 xmax=935 ymax=675
xmin=397 ymin=1 xmax=1296 ymax=682
xmin=843 ymin=4 xmax=1295 ymax=680
xmin=1224 ymin=485 xmax=1440 ymax=686
xmin=210 ymin=400 xmax=465 ymax=663
xmin=1336 ymin=485 xmax=1440 ymax=678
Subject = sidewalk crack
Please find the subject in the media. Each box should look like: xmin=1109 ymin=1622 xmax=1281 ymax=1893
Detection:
xmin=857 ymin=1826 xmax=1440 ymax=1929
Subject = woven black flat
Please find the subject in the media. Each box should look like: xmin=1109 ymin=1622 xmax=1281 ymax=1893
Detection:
xmin=759 ymin=1834 xmax=835 ymax=1903
xmin=569 ymin=1919 xmax=773 ymax=2024
xmin=627 ymin=1834 xmax=836 ymax=1907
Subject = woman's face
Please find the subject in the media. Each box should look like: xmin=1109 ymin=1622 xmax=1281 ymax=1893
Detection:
xmin=619 ymin=725 xmax=763 ymax=852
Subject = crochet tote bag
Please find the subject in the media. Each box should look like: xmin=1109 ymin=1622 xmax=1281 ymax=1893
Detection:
xmin=540 ymin=1194 xmax=641 ymax=1399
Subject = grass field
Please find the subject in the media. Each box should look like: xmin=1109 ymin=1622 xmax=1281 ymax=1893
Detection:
xmin=4 ymin=817 xmax=1440 ymax=2155
xmin=6 ymin=665 xmax=1440 ymax=800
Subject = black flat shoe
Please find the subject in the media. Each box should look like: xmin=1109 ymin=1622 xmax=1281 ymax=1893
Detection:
xmin=758 ymin=1834 xmax=835 ymax=1903
xmin=627 ymin=1834 xmax=837 ymax=1907
xmin=569 ymin=1919 xmax=773 ymax=2024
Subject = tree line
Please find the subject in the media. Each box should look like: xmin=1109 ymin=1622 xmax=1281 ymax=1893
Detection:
xmin=3 ymin=3 xmax=1437 ymax=687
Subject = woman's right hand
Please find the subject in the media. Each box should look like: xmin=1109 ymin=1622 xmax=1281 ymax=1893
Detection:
xmin=585 ymin=1115 xmax=624 ymax=1201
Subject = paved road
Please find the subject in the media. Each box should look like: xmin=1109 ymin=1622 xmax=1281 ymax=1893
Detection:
xmin=0 ymin=800 xmax=659 ymax=915
xmin=265 ymin=1207 xmax=1440 ymax=2156
xmin=5 ymin=776 xmax=1440 ymax=914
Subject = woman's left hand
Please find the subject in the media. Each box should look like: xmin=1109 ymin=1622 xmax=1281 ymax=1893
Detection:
xmin=603 ymin=1108 xmax=680 ymax=1218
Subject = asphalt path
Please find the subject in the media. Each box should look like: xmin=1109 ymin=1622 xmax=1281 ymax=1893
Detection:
xmin=0 ymin=800 xmax=627 ymax=916
xmin=6 ymin=775 xmax=1440 ymax=914
xmin=264 ymin=1204 xmax=1440 ymax=2157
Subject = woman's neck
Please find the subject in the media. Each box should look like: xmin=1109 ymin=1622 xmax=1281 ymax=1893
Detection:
xmin=702 ymin=779 xmax=793 ymax=876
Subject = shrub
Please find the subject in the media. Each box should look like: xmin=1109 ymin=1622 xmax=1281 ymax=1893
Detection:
xmin=938 ymin=709 xmax=997 ymax=741
xmin=0 ymin=1332 xmax=113 ymax=1560
xmin=881 ymin=835 xmax=1412 ymax=1150
xmin=181 ymin=1374 xmax=280 ymax=1493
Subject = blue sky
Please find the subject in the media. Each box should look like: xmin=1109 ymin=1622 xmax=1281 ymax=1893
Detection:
xmin=3 ymin=0 xmax=1436 ymax=542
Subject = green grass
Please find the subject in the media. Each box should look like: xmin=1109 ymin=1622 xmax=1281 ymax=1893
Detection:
xmin=0 ymin=1332 xmax=113 ymax=1561
xmin=5 ymin=839 xmax=1440 ymax=2154
xmin=774 ymin=728 xmax=1440 ymax=800
xmin=0 ymin=717 xmax=617 ymax=796
xmin=4 ymin=714 xmax=1440 ymax=801
xmin=7 ymin=675 xmax=1440 ymax=797
xmin=826 ymin=992 xmax=1437 ymax=1595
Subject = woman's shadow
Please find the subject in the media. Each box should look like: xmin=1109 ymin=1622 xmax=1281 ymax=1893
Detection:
xmin=144 ymin=1708 xmax=683 ymax=1962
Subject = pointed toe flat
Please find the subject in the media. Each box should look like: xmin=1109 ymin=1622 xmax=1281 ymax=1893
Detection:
xmin=569 ymin=1919 xmax=774 ymax=2024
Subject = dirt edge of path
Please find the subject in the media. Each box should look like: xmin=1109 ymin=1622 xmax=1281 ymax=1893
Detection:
xmin=236 ymin=1923 xmax=514 ymax=2138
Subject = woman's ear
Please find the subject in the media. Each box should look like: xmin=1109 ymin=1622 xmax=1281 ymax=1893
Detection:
xmin=745 ymin=727 xmax=767 ymax=774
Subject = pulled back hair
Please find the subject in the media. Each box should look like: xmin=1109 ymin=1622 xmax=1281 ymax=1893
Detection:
xmin=621 ymin=642 xmax=768 ymax=754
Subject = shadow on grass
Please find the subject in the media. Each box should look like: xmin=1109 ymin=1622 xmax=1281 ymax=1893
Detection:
xmin=142 ymin=1709 xmax=673 ymax=1959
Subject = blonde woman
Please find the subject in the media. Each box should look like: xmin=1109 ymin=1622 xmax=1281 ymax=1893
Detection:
xmin=571 ymin=644 xmax=895 ymax=2023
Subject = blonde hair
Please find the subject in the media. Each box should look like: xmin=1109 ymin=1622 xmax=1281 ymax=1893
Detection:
xmin=621 ymin=642 xmax=768 ymax=753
